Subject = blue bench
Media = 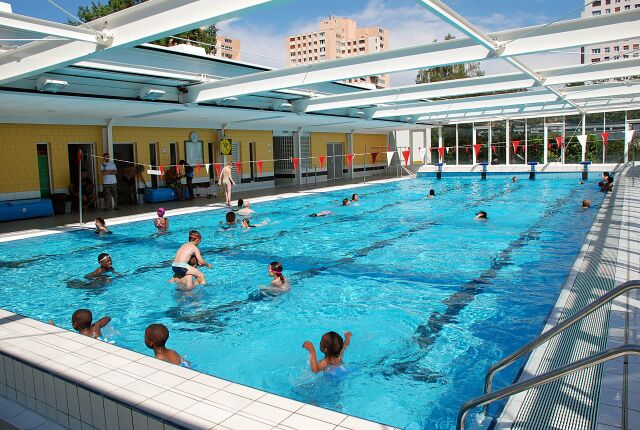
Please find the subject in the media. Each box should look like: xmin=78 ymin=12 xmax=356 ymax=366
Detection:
xmin=143 ymin=188 xmax=178 ymax=203
xmin=0 ymin=199 xmax=54 ymax=222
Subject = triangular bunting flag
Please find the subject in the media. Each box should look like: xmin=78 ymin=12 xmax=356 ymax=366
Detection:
xmin=437 ymin=147 xmax=445 ymax=162
xmin=555 ymin=136 xmax=564 ymax=148
xmin=196 ymin=163 xmax=201 ymax=174
xmin=386 ymin=151 xmax=395 ymax=167
xmin=346 ymin=153 xmax=354 ymax=168
xmin=418 ymin=147 xmax=426 ymax=161
xmin=371 ymin=152 xmax=379 ymax=164
xmin=256 ymin=160 xmax=263 ymax=176
xmin=626 ymin=129 xmax=636 ymax=144
xmin=465 ymin=147 xmax=469 ymax=155
xmin=577 ymin=135 xmax=588 ymax=150
xmin=318 ymin=155 xmax=325 ymax=169
xmin=473 ymin=144 xmax=481 ymax=157
xmin=159 ymin=165 xmax=164 ymax=175
xmin=397 ymin=147 xmax=404 ymax=161
xmin=601 ymin=132 xmax=610 ymax=146
xmin=214 ymin=163 xmax=222 ymax=177
xmin=512 ymin=140 xmax=521 ymax=154
xmin=492 ymin=146 xmax=497 ymax=154
xmin=204 ymin=164 xmax=210 ymax=175
xmin=234 ymin=161 xmax=242 ymax=175
xmin=176 ymin=164 xmax=181 ymax=175
xmin=77 ymin=149 xmax=82 ymax=164
xmin=292 ymin=157 xmax=299 ymax=170
xmin=547 ymin=143 xmax=552 ymax=150
xmin=401 ymin=149 xmax=411 ymax=166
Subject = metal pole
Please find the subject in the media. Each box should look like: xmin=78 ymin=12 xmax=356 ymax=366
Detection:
xmin=364 ymin=145 xmax=367 ymax=183
xmin=78 ymin=149 xmax=83 ymax=225
xmin=314 ymin=164 xmax=317 ymax=186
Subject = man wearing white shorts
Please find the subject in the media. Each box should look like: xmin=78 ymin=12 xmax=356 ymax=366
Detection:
xmin=101 ymin=153 xmax=119 ymax=210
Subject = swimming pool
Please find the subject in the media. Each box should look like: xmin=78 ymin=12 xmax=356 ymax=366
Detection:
xmin=0 ymin=177 xmax=603 ymax=430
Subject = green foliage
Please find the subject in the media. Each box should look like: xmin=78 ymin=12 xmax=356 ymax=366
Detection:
xmin=415 ymin=34 xmax=484 ymax=84
xmin=74 ymin=0 xmax=217 ymax=54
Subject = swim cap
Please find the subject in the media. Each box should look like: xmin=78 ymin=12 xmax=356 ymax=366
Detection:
xmin=157 ymin=208 xmax=165 ymax=216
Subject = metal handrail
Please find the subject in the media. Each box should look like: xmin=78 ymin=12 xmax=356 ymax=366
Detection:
xmin=484 ymin=279 xmax=640 ymax=396
xmin=458 ymin=345 xmax=640 ymax=430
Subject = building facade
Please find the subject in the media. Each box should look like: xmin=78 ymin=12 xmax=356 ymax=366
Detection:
xmin=581 ymin=0 xmax=640 ymax=64
xmin=285 ymin=17 xmax=389 ymax=88
xmin=215 ymin=35 xmax=241 ymax=60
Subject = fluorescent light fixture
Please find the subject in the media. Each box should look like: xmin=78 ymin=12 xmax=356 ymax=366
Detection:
xmin=35 ymin=77 xmax=68 ymax=93
xmin=139 ymin=87 xmax=166 ymax=100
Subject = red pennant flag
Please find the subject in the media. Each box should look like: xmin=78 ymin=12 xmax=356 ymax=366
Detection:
xmin=214 ymin=163 xmax=222 ymax=177
xmin=159 ymin=165 xmax=164 ymax=175
xmin=318 ymin=155 xmax=325 ymax=169
xmin=77 ymin=149 xmax=82 ymax=165
xmin=473 ymin=144 xmax=481 ymax=157
xmin=346 ymin=153 xmax=354 ymax=168
xmin=256 ymin=160 xmax=263 ymax=176
xmin=465 ymin=147 xmax=469 ymax=155
xmin=601 ymin=132 xmax=610 ymax=146
xmin=437 ymin=147 xmax=445 ymax=161
xmin=196 ymin=163 xmax=201 ymax=174
xmin=175 ymin=164 xmax=181 ymax=175
xmin=512 ymin=140 xmax=521 ymax=154
xmin=371 ymin=152 xmax=378 ymax=164
xmin=292 ymin=157 xmax=299 ymax=170
xmin=492 ymin=146 xmax=497 ymax=154
xmin=548 ymin=143 xmax=552 ymax=150
xmin=401 ymin=149 xmax=411 ymax=166
xmin=234 ymin=161 xmax=242 ymax=175
xmin=555 ymin=136 xmax=564 ymax=148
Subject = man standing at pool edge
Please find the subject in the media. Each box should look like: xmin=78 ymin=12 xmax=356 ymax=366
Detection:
xmin=100 ymin=153 xmax=119 ymax=210
xmin=219 ymin=161 xmax=236 ymax=207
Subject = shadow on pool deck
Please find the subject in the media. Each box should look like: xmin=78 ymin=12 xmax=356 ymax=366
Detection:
xmin=0 ymin=174 xmax=400 ymax=235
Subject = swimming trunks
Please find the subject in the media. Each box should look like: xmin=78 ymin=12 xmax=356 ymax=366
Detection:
xmin=172 ymin=262 xmax=189 ymax=278
xmin=222 ymin=178 xmax=231 ymax=186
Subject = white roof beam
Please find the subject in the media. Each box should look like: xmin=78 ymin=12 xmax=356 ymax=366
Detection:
xmin=187 ymin=9 xmax=640 ymax=104
xmin=0 ymin=0 xmax=289 ymax=85
xmin=562 ymin=81 xmax=640 ymax=100
xmin=541 ymin=58 xmax=640 ymax=85
xmin=0 ymin=11 xmax=98 ymax=43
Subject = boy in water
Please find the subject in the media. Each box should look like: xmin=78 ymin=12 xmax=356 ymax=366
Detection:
xmin=474 ymin=211 xmax=488 ymax=220
xmin=342 ymin=198 xmax=350 ymax=206
xmin=582 ymin=200 xmax=591 ymax=209
xmin=70 ymin=309 xmax=112 ymax=339
xmin=309 ymin=210 xmax=331 ymax=217
xmin=303 ymin=331 xmax=352 ymax=373
xmin=94 ymin=217 xmax=111 ymax=235
xmin=238 ymin=200 xmax=256 ymax=217
xmin=154 ymin=208 xmax=168 ymax=230
xmin=220 ymin=211 xmax=238 ymax=229
xmin=170 ymin=230 xmax=211 ymax=290
xmin=85 ymin=253 xmax=114 ymax=279
xmin=145 ymin=323 xmax=186 ymax=366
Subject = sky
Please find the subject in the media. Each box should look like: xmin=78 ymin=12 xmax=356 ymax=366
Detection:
xmin=11 ymin=0 xmax=586 ymax=86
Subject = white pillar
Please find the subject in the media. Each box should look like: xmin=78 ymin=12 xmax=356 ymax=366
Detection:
xmin=472 ymin=123 xmax=477 ymax=165
xmin=425 ymin=128 xmax=432 ymax=164
xmin=455 ymin=124 xmax=459 ymax=165
xmin=438 ymin=125 xmax=443 ymax=163
xmin=104 ymin=118 xmax=114 ymax=156
xmin=602 ymin=113 xmax=606 ymax=164
xmin=582 ymin=113 xmax=587 ymax=162
xmin=293 ymin=128 xmax=302 ymax=186
xmin=624 ymin=110 xmax=629 ymax=163
xmin=543 ymin=119 xmax=548 ymax=164
xmin=347 ymin=130 xmax=354 ymax=178
xmin=505 ymin=119 xmax=510 ymax=166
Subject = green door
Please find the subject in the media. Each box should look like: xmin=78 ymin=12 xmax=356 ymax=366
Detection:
xmin=37 ymin=144 xmax=51 ymax=198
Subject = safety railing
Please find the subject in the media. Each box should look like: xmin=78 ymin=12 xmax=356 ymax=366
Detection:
xmin=457 ymin=345 xmax=640 ymax=430
xmin=483 ymin=279 xmax=639 ymax=396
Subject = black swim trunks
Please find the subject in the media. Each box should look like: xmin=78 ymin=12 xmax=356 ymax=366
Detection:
xmin=172 ymin=264 xmax=189 ymax=278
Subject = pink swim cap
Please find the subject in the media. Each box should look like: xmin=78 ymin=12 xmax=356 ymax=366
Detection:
xmin=157 ymin=208 xmax=165 ymax=216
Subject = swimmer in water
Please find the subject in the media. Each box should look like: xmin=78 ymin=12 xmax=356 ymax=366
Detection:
xmin=302 ymin=331 xmax=352 ymax=373
xmin=582 ymin=199 xmax=591 ymax=209
xmin=426 ymin=189 xmax=435 ymax=199
xmin=309 ymin=210 xmax=331 ymax=217
xmin=512 ymin=176 xmax=517 ymax=183
xmin=49 ymin=309 xmax=111 ymax=339
xmin=145 ymin=323 xmax=187 ymax=366
xmin=85 ymin=253 xmax=115 ymax=279
xmin=474 ymin=211 xmax=488 ymax=220
xmin=351 ymin=193 xmax=359 ymax=202
xmin=342 ymin=198 xmax=350 ymax=206
xmin=170 ymin=230 xmax=211 ymax=290
xmin=237 ymin=200 xmax=255 ymax=217
xmin=220 ymin=211 xmax=238 ymax=229
xmin=94 ymin=217 xmax=111 ymax=235
xmin=154 ymin=208 xmax=168 ymax=230
xmin=241 ymin=218 xmax=268 ymax=230
xmin=262 ymin=261 xmax=290 ymax=292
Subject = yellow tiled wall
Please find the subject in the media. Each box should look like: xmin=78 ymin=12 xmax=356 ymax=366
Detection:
xmin=354 ymin=133 xmax=388 ymax=166
xmin=0 ymin=124 xmax=102 ymax=194
xmin=224 ymin=130 xmax=274 ymax=174
xmin=310 ymin=132 xmax=348 ymax=160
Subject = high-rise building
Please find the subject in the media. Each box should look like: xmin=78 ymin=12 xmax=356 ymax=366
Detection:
xmin=581 ymin=0 xmax=640 ymax=64
xmin=215 ymin=35 xmax=241 ymax=61
xmin=285 ymin=17 xmax=389 ymax=88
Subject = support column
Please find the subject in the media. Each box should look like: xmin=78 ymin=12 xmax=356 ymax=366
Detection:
xmin=472 ymin=123 xmax=477 ymax=165
xmin=408 ymin=130 xmax=414 ymax=165
xmin=582 ymin=113 xmax=587 ymax=162
xmin=104 ymin=118 xmax=114 ymax=156
xmin=543 ymin=119 xmax=548 ymax=165
xmin=624 ymin=111 xmax=629 ymax=163
xmin=293 ymin=128 xmax=302 ymax=186
xmin=347 ymin=130 xmax=354 ymax=179
xmin=488 ymin=125 xmax=493 ymax=165
xmin=524 ymin=118 xmax=528 ymax=164
xmin=438 ymin=125 xmax=443 ymax=164
xmin=455 ymin=124 xmax=459 ymax=165
xmin=425 ymin=128 xmax=432 ymax=164
xmin=505 ymin=119 xmax=510 ymax=165
xmin=603 ymin=113 xmax=607 ymax=164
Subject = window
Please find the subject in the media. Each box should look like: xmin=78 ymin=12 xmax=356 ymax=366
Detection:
xmin=605 ymin=56 xmax=610 ymax=60
xmin=634 ymin=44 xmax=639 ymax=49
xmin=614 ymin=46 xmax=620 ymax=51
xmin=592 ymin=58 xmax=601 ymax=63
xmin=592 ymin=0 xmax=601 ymax=4
xmin=184 ymin=141 xmax=204 ymax=165
xmin=605 ymin=47 xmax=610 ymax=52
xmin=605 ymin=8 xmax=611 ymax=12
xmin=592 ymin=48 xmax=601 ymax=53
xmin=615 ymin=6 xmax=620 ymax=11
xmin=593 ymin=10 xmax=602 ymax=14
xmin=225 ymin=38 xmax=232 ymax=43
xmin=625 ymin=4 xmax=631 ymax=9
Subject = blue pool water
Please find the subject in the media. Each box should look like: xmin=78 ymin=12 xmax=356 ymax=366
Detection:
xmin=0 ymin=177 xmax=604 ymax=429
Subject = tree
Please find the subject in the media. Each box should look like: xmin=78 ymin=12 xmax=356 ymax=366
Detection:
xmin=415 ymin=34 xmax=484 ymax=84
xmin=75 ymin=0 xmax=217 ymax=54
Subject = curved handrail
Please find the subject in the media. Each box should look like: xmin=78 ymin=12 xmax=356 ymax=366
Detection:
xmin=458 ymin=345 xmax=640 ymax=430
xmin=484 ymin=279 xmax=640 ymax=396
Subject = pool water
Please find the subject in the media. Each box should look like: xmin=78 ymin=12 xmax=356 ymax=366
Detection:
xmin=0 ymin=177 xmax=603 ymax=430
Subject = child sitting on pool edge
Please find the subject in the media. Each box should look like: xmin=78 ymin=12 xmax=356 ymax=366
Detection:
xmin=154 ymin=207 xmax=168 ymax=230
xmin=303 ymin=331 xmax=352 ymax=373
xmin=50 ymin=309 xmax=111 ymax=340
xmin=145 ymin=323 xmax=189 ymax=367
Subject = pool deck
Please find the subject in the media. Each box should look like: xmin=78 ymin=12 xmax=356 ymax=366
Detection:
xmin=0 ymin=176 xmax=407 ymax=430
xmin=494 ymin=165 xmax=640 ymax=429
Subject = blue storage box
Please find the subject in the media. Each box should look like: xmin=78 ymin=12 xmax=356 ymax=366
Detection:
xmin=143 ymin=188 xmax=177 ymax=203
xmin=0 ymin=199 xmax=54 ymax=222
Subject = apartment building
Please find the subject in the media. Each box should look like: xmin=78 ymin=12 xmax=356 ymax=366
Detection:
xmin=215 ymin=35 xmax=241 ymax=61
xmin=286 ymin=17 xmax=389 ymax=88
xmin=581 ymin=0 xmax=640 ymax=64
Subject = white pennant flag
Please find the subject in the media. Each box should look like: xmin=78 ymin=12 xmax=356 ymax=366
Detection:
xmin=204 ymin=164 xmax=210 ymax=175
xmin=626 ymin=129 xmax=636 ymax=144
xmin=397 ymin=147 xmax=404 ymax=161
xmin=577 ymin=135 xmax=588 ymax=150
xmin=418 ymin=147 xmax=426 ymax=162
xmin=386 ymin=151 xmax=395 ymax=167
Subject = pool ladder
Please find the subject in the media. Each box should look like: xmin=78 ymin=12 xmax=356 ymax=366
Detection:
xmin=457 ymin=279 xmax=640 ymax=430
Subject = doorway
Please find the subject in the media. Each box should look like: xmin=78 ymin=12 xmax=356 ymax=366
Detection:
xmin=474 ymin=128 xmax=490 ymax=164
xmin=67 ymin=143 xmax=96 ymax=195
xmin=149 ymin=142 xmax=159 ymax=188
xmin=113 ymin=143 xmax=136 ymax=205
xmin=37 ymin=144 xmax=52 ymax=198
xmin=326 ymin=143 xmax=343 ymax=180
